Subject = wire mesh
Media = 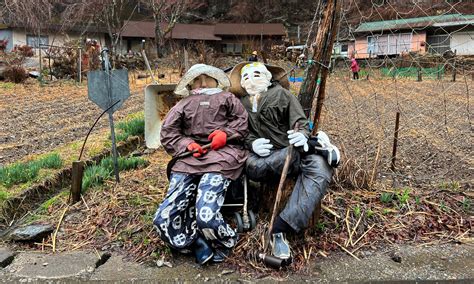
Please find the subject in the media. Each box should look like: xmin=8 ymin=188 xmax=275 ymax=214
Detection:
xmin=313 ymin=0 xmax=473 ymax=191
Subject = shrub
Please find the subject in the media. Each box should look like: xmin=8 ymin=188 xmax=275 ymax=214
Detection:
xmin=3 ymin=65 xmax=28 ymax=83
xmin=1 ymin=44 xmax=33 ymax=83
xmin=12 ymin=45 xmax=34 ymax=58
xmin=49 ymin=40 xmax=80 ymax=79
xmin=0 ymin=39 xmax=8 ymax=52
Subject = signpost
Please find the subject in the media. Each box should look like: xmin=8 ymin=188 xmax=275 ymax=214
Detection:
xmin=87 ymin=48 xmax=130 ymax=183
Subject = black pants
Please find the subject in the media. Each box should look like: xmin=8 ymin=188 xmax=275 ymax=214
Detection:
xmin=353 ymin=72 xmax=359 ymax=80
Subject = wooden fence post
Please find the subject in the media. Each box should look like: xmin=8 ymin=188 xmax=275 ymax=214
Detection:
xmin=452 ymin=49 xmax=457 ymax=82
xmin=77 ymin=46 xmax=82 ymax=84
xmin=391 ymin=112 xmax=401 ymax=172
xmin=70 ymin=161 xmax=84 ymax=204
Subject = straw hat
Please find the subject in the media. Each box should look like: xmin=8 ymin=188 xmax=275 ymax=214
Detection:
xmin=252 ymin=50 xmax=258 ymax=55
xmin=174 ymin=64 xmax=231 ymax=97
xmin=229 ymin=62 xmax=289 ymax=96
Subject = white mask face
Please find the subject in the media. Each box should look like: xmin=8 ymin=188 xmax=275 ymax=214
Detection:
xmin=240 ymin=63 xmax=272 ymax=96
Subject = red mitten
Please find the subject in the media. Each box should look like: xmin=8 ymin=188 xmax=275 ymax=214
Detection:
xmin=208 ymin=130 xmax=227 ymax=150
xmin=187 ymin=142 xmax=207 ymax=157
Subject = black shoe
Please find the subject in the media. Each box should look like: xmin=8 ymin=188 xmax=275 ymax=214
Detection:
xmin=193 ymin=237 xmax=214 ymax=265
xmin=212 ymin=248 xmax=230 ymax=263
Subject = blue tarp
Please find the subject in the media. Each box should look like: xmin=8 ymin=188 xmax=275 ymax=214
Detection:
xmin=289 ymin=77 xmax=303 ymax=82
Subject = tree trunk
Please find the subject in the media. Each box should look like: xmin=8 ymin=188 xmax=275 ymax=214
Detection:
xmin=298 ymin=0 xmax=342 ymax=127
xmin=155 ymin=27 xmax=164 ymax=58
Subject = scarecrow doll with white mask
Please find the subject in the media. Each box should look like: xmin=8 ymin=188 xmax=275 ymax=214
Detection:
xmin=229 ymin=62 xmax=339 ymax=261
xmin=153 ymin=64 xmax=248 ymax=265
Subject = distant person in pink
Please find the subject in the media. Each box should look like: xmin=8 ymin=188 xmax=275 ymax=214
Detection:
xmin=350 ymin=57 xmax=360 ymax=80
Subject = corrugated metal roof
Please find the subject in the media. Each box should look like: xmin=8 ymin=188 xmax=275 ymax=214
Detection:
xmin=123 ymin=21 xmax=220 ymax=40
xmin=171 ymin=24 xmax=221 ymax=40
xmin=214 ymin=23 xmax=286 ymax=36
xmin=122 ymin=21 xmax=157 ymax=38
xmin=355 ymin=14 xmax=474 ymax=33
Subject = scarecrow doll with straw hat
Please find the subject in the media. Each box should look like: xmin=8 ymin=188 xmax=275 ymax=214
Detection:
xmin=153 ymin=64 xmax=248 ymax=265
xmin=229 ymin=62 xmax=340 ymax=261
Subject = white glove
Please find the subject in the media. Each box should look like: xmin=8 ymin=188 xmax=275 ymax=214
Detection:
xmin=252 ymin=138 xmax=273 ymax=157
xmin=313 ymin=131 xmax=341 ymax=168
xmin=287 ymin=130 xmax=309 ymax=152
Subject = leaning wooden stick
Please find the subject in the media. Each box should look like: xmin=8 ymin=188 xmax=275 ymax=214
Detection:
xmin=266 ymin=123 xmax=300 ymax=250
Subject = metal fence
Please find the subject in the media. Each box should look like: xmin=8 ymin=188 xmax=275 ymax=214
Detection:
xmin=318 ymin=1 xmax=473 ymax=191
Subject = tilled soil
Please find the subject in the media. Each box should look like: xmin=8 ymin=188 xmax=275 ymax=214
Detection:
xmin=320 ymin=75 xmax=473 ymax=189
xmin=0 ymin=79 xmax=145 ymax=166
xmin=2 ymin=74 xmax=472 ymax=188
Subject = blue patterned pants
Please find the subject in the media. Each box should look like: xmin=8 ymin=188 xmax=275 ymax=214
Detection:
xmin=153 ymin=172 xmax=237 ymax=250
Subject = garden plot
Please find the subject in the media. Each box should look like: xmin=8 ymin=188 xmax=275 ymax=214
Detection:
xmin=0 ymin=79 xmax=147 ymax=167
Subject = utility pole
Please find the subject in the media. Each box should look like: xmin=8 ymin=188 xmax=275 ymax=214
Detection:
xmin=298 ymin=0 xmax=342 ymax=134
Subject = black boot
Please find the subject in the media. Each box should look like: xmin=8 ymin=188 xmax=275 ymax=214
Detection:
xmin=193 ymin=237 xmax=214 ymax=265
xmin=212 ymin=248 xmax=230 ymax=263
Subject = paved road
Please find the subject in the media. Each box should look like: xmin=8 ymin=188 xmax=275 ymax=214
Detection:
xmin=1 ymin=243 xmax=473 ymax=282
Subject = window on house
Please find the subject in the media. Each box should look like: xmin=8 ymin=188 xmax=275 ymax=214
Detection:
xmin=367 ymin=36 xmax=377 ymax=55
xmin=26 ymin=35 xmax=49 ymax=49
xmin=368 ymin=33 xmax=412 ymax=56
xmin=397 ymin=33 xmax=412 ymax=53
xmin=426 ymin=34 xmax=451 ymax=55
xmin=341 ymin=44 xmax=348 ymax=52
xmin=222 ymin=43 xmax=243 ymax=54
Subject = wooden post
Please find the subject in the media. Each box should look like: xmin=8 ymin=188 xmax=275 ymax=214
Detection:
xmin=417 ymin=67 xmax=422 ymax=82
xmin=437 ymin=64 xmax=441 ymax=80
xmin=367 ymin=51 xmax=371 ymax=80
xmin=77 ymin=46 xmax=82 ymax=84
xmin=70 ymin=161 xmax=84 ymax=204
xmin=38 ymin=32 xmax=42 ymax=76
xmin=298 ymin=0 xmax=342 ymax=119
xmin=183 ymin=47 xmax=189 ymax=72
xmin=452 ymin=49 xmax=457 ymax=82
xmin=391 ymin=112 xmax=400 ymax=172
xmin=49 ymin=49 xmax=52 ymax=81
xmin=292 ymin=0 xmax=341 ymax=228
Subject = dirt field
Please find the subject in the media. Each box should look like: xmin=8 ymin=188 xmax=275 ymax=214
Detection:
xmin=320 ymin=73 xmax=473 ymax=190
xmin=0 ymin=76 xmax=163 ymax=167
xmin=1 ymin=72 xmax=472 ymax=189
